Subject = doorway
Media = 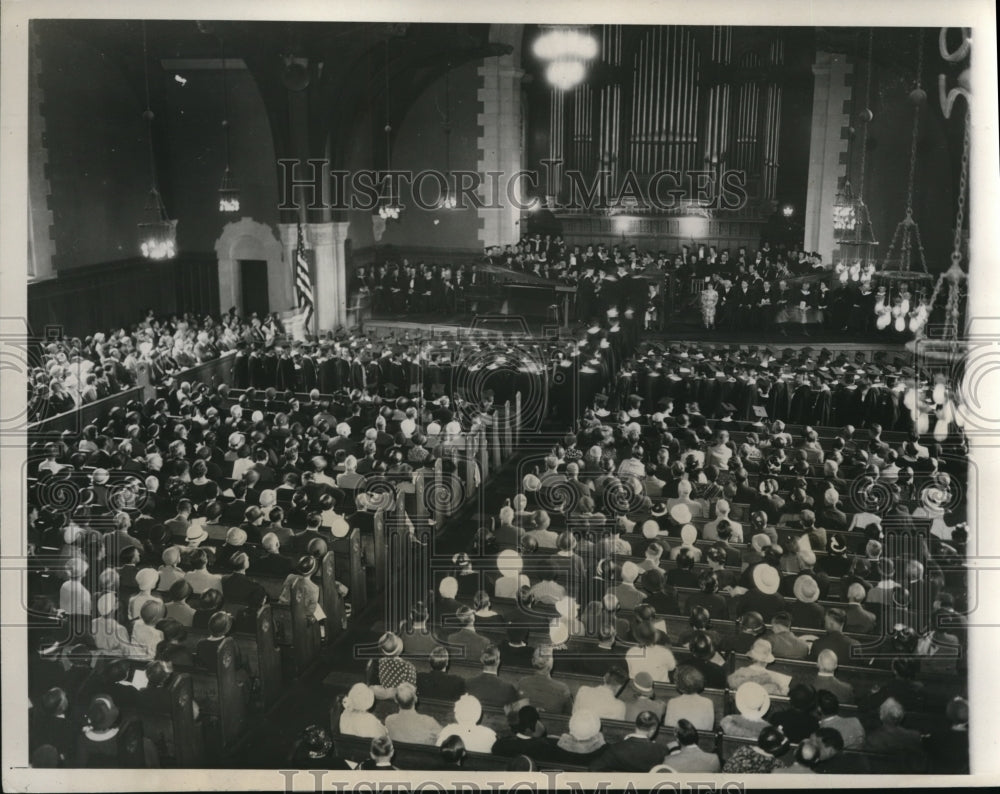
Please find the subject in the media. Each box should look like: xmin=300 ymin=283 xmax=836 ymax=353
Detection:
xmin=240 ymin=259 xmax=269 ymax=318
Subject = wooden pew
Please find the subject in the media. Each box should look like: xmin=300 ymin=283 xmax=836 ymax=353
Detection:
xmin=406 ymin=656 xmax=729 ymax=728
xmin=184 ymin=604 xmax=284 ymax=712
xmin=123 ymin=670 xmax=203 ymax=766
xmin=175 ymin=636 xmax=246 ymax=755
xmin=331 ymin=732 xmax=589 ymax=772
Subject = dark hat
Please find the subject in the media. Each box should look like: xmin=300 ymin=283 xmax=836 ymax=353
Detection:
xmin=86 ymin=695 xmax=120 ymax=731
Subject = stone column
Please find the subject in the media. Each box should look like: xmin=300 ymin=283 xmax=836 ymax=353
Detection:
xmin=331 ymin=220 xmax=351 ymax=326
xmin=803 ymin=51 xmax=854 ymax=265
xmin=307 ymin=221 xmax=339 ymax=334
xmin=477 ymin=60 xmax=526 ymax=249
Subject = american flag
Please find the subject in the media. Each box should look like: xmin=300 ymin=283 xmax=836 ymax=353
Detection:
xmin=294 ymin=221 xmax=314 ymax=333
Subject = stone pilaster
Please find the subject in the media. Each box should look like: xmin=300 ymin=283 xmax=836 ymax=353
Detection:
xmin=803 ymin=51 xmax=854 ymax=265
xmin=477 ymin=61 xmax=525 ymax=249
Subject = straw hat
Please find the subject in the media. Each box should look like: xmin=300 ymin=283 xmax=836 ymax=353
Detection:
xmin=793 ymin=575 xmax=820 ymax=604
xmin=752 ymin=564 xmax=780 ymax=595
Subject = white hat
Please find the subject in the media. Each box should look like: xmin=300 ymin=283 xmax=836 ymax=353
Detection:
xmin=621 ymin=561 xmax=640 ymax=584
xmin=445 ymin=421 xmax=462 ymax=435
xmin=752 ymin=564 xmax=780 ymax=595
xmin=344 ymin=683 xmax=375 ymax=712
xmin=185 ymin=524 xmax=208 ymax=544
xmin=793 ymin=575 xmax=820 ymax=603
xmin=454 ymin=694 xmax=482 ymax=725
xmin=680 ymin=524 xmax=698 ymax=546
xmin=329 ymin=516 xmax=350 ymax=538
xmin=549 ymin=622 xmax=570 ymax=645
xmin=400 ymin=418 xmax=416 ymax=438
xmin=97 ymin=592 xmax=118 ymax=617
xmin=427 ymin=422 xmax=442 ymax=436
xmin=336 ymin=422 xmax=352 ymax=437
xmin=136 ymin=567 xmax=160 ymax=591
xmin=496 ymin=550 xmax=522 ymax=575
xmin=641 ymin=519 xmax=660 ymax=539
xmin=669 ymin=503 xmax=692 ymax=525
xmin=523 ymin=473 xmax=541 ymax=492
xmin=439 ymin=576 xmax=459 ymax=599
xmin=734 ymin=681 xmax=771 ymax=718
xmin=92 ymin=468 xmax=110 ymax=485
xmin=748 ymin=638 xmax=776 ymax=664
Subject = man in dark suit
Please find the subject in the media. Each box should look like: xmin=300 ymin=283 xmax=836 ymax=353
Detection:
xmin=415 ymin=646 xmax=466 ymax=703
xmin=589 ymin=710 xmax=665 ymax=772
xmin=222 ymin=552 xmax=266 ymax=607
xmin=499 ymin=624 xmax=536 ymax=670
xmin=464 ymin=644 xmax=521 ymax=710
xmin=809 ymin=608 xmax=860 ymax=664
xmin=251 ymin=532 xmax=295 ymax=578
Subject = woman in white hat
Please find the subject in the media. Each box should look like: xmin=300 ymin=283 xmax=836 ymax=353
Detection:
xmin=435 ymin=695 xmax=496 ymax=753
xmin=720 ymin=681 xmax=773 ymax=738
xmin=338 ymin=683 xmax=387 ymax=739
xmin=128 ymin=568 xmax=162 ymax=621
xmin=727 ymin=639 xmax=790 ymax=696
xmin=91 ymin=593 xmax=133 ymax=656
xmin=552 ymin=710 xmax=607 ymax=764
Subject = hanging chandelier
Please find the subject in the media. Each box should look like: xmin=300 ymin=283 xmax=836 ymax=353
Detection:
xmin=217 ymin=36 xmax=240 ymax=213
xmin=834 ymin=29 xmax=878 ymax=250
xmin=438 ymin=67 xmax=457 ymax=210
xmin=138 ymin=21 xmax=177 ymax=259
xmin=377 ymin=37 xmax=403 ymax=221
xmin=533 ymin=26 xmax=598 ymax=91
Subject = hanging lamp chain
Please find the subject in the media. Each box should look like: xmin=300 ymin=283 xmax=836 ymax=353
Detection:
xmin=141 ymin=20 xmax=161 ymax=209
xmin=951 ymin=107 xmax=970 ymax=268
xmin=220 ymin=36 xmax=232 ymax=172
xmin=904 ymin=32 xmax=924 ymax=215
xmin=856 ymin=28 xmax=874 ymax=206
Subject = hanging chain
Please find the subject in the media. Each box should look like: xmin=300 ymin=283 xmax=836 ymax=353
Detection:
xmin=856 ymin=28 xmax=874 ymax=204
xmin=142 ymin=21 xmax=156 ymax=193
xmin=904 ymin=31 xmax=924 ymax=214
xmin=220 ymin=35 xmax=231 ymax=171
xmin=951 ymin=107 xmax=970 ymax=267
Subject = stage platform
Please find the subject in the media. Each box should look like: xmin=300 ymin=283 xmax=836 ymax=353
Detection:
xmin=358 ymin=311 xmax=913 ymax=359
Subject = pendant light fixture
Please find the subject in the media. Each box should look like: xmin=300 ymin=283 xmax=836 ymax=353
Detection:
xmin=137 ymin=20 xmax=178 ymax=260
xmin=217 ymin=34 xmax=240 ymax=213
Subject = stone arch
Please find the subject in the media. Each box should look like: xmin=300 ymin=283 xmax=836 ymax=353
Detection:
xmin=214 ymin=218 xmax=290 ymax=316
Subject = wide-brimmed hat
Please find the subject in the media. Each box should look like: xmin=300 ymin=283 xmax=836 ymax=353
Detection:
xmin=793 ymin=575 xmax=820 ymax=604
xmin=748 ymin=638 xmax=776 ymax=664
xmin=752 ymin=564 xmax=780 ymax=595
xmin=378 ymin=631 xmax=404 ymax=657
xmin=734 ymin=681 xmax=771 ymax=718
xmin=344 ymin=683 xmax=375 ymax=712
xmin=185 ymin=524 xmax=208 ymax=544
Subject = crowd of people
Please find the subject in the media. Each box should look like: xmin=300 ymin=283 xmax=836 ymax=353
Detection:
xmin=28 ymin=310 xmax=288 ymax=418
xmin=351 ymin=235 xmax=939 ymax=337
xmin=23 ymin=258 xmax=969 ymax=773
xmin=317 ymin=387 xmax=969 ymax=772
